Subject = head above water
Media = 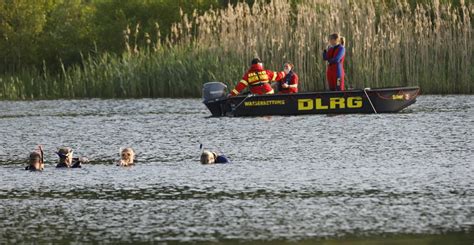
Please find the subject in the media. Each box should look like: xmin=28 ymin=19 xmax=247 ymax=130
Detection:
xmin=29 ymin=151 xmax=44 ymax=171
xmin=329 ymin=33 xmax=345 ymax=46
xmin=57 ymin=147 xmax=73 ymax=164
xmin=120 ymin=147 xmax=135 ymax=166
xmin=200 ymin=150 xmax=217 ymax=165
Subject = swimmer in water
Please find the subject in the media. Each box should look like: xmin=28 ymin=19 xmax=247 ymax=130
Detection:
xmin=56 ymin=147 xmax=87 ymax=168
xmin=200 ymin=150 xmax=230 ymax=164
xmin=25 ymin=147 xmax=44 ymax=171
xmin=118 ymin=147 xmax=135 ymax=167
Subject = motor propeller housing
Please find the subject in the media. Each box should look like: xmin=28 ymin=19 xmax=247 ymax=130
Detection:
xmin=202 ymin=82 xmax=227 ymax=102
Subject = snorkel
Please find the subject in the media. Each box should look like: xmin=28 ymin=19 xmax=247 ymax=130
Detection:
xmin=38 ymin=145 xmax=44 ymax=170
xmin=38 ymin=145 xmax=44 ymax=165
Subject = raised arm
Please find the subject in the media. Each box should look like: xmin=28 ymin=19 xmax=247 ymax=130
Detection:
xmin=323 ymin=49 xmax=328 ymax=61
xmin=328 ymin=46 xmax=345 ymax=64
xmin=269 ymin=70 xmax=286 ymax=82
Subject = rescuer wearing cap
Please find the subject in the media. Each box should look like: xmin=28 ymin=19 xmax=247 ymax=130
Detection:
xmin=229 ymin=58 xmax=285 ymax=96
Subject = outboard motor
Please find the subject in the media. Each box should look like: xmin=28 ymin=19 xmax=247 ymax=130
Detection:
xmin=202 ymin=82 xmax=228 ymax=102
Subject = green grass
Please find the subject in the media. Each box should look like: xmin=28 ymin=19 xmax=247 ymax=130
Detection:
xmin=0 ymin=48 xmax=244 ymax=99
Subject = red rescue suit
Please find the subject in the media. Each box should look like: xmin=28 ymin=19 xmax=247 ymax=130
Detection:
xmin=323 ymin=44 xmax=345 ymax=91
xmin=278 ymin=70 xmax=298 ymax=94
xmin=230 ymin=64 xmax=285 ymax=96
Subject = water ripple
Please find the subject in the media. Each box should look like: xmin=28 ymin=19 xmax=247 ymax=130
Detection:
xmin=0 ymin=96 xmax=472 ymax=243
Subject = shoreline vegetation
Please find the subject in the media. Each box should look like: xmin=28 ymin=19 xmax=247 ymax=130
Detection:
xmin=0 ymin=0 xmax=472 ymax=100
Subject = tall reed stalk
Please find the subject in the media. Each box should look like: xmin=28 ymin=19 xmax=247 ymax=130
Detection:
xmin=0 ymin=0 xmax=472 ymax=99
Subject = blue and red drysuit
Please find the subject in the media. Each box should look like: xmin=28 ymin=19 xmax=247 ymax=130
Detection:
xmin=323 ymin=44 xmax=345 ymax=91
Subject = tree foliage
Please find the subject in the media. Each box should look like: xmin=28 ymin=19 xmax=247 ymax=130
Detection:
xmin=0 ymin=0 xmax=225 ymax=73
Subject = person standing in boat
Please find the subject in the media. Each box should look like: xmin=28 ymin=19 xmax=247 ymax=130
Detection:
xmin=229 ymin=58 xmax=285 ymax=96
xmin=277 ymin=62 xmax=299 ymax=94
xmin=323 ymin=33 xmax=346 ymax=91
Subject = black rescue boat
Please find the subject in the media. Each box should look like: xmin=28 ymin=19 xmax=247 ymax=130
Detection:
xmin=202 ymin=82 xmax=420 ymax=117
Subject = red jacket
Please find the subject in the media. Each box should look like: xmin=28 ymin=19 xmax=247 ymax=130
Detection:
xmin=230 ymin=64 xmax=285 ymax=96
xmin=278 ymin=71 xmax=298 ymax=94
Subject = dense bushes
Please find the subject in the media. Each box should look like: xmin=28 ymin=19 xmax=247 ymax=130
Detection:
xmin=0 ymin=0 xmax=223 ymax=73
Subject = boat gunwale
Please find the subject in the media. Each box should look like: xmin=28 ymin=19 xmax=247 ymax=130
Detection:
xmin=204 ymin=86 xmax=421 ymax=103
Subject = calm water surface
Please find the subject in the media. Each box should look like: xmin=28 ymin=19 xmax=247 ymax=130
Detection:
xmin=0 ymin=96 xmax=472 ymax=243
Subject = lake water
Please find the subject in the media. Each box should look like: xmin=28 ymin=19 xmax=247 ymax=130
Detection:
xmin=0 ymin=96 xmax=472 ymax=243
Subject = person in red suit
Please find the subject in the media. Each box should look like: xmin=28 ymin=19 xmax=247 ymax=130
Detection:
xmin=323 ymin=33 xmax=346 ymax=91
xmin=230 ymin=58 xmax=285 ymax=96
xmin=277 ymin=62 xmax=298 ymax=94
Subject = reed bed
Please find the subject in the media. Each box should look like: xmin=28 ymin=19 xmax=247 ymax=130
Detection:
xmin=0 ymin=0 xmax=472 ymax=99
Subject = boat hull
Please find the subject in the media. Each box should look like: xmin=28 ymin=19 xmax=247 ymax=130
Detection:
xmin=203 ymin=87 xmax=420 ymax=117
